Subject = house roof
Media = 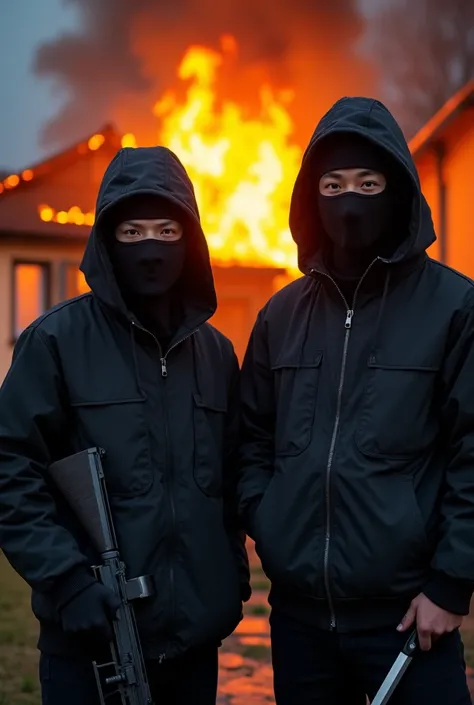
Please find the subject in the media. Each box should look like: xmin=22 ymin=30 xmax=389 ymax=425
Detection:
xmin=0 ymin=124 xmax=124 ymax=240
xmin=409 ymin=79 xmax=474 ymax=157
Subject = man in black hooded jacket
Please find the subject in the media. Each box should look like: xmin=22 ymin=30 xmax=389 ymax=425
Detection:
xmin=0 ymin=146 xmax=250 ymax=705
xmin=238 ymin=97 xmax=474 ymax=703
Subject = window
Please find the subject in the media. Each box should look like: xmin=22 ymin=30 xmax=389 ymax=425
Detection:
xmin=12 ymin=262 xmax=50 ymax=340
xmin=60 ymin=263 xmax=90 ymax=300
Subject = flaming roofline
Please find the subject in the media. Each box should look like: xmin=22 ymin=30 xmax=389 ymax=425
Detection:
xmin=0 ymin=124 xmax=122 ymax=200
xmin=409 ymin=79 xmax=474 ymax=158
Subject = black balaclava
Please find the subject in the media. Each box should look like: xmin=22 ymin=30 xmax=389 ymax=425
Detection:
xmin=106 ymin=194 xmax=187 ymax=345
xmin=315 ymin=133 xmax=411 ymax=288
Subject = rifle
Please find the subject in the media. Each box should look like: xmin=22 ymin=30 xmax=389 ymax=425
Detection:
xmin=49 ymin=447 xmax=155 ymax=704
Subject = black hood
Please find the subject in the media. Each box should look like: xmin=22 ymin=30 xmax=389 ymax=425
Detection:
xmin=289 ymin=97 xmax=436 ymax=273
xmin=80 ymin=146 xmax=216 ymax=331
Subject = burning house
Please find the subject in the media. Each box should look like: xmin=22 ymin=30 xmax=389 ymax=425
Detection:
xmin=0 ymin=33 xmax=473 ymax=382
xmin=0 ymin=119 xmax=287 ymax=378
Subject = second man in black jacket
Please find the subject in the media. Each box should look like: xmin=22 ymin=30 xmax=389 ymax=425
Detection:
xmin=238 ymin=97 xmax=474 ymax=704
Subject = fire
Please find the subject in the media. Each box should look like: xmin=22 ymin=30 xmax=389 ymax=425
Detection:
xmin=147 ymin=36 xmax=302 ymax=270
xmin=37 ymin=36 xmax=303 ymax=272
xmin=39 ymin=204 xmax=95 ymax=226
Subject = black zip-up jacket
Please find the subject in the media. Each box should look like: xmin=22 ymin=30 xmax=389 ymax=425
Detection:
xmin=0 ymin=146 xmax=249 ymax=660
xmin=238 ymin=97 xmax=474 ymax=632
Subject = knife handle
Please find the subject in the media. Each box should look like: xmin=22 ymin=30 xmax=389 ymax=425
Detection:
xmin=401 ymin=628 xmax=419 ymax=656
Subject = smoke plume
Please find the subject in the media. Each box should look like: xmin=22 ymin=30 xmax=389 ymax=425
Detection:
xmin=34 ymin=0 xmax=374 ymax=149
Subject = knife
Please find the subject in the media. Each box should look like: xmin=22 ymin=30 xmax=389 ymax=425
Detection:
xmin=371 ymin=629 xmax=419 ymax=705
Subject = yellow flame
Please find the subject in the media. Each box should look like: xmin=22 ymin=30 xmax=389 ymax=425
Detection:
xmin=149 ymin=37 xmax=302 ymax=269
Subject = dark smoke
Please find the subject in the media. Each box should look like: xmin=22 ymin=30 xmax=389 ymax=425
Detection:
xmin=34 ymin=0 xmax=374 ymax=149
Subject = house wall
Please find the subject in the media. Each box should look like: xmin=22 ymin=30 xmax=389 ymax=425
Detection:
xmin=0 ymin=238 xmax=86 ymax=380
xmin=414 ymin=108 xmax=474 ymax=277
xmin=415 ymin=151 xmax=441 ymax=262
xmin=0 ymin=236 xmax=284 ymax=381
xmin=442 ymin=113 xmax=474 ymax=275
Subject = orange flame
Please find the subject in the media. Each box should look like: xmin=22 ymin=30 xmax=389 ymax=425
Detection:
xmin=36 ymin=36 xmax=303 ymax=272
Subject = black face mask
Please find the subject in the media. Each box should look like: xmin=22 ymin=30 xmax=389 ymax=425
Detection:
xmin=109 ymin=238 xmax=186 ymax=297
xmin=318 ymin=190 xmax=394 ymax=252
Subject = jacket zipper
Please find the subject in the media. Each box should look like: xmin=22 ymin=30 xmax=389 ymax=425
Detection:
xmin=310 ymin=262 xmax=377 ymax=630
xmin=130 ymin=320 xmax=197 ymax=656
xmin=159 ymin=330 xmax=198 ymax=378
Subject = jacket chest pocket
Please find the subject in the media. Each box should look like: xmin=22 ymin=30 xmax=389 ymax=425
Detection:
xmin=355 ymin=361 xmax=440 ymax=459
xmin=193 ymin=393 xmax=227 ymax=497
xmin=271 ymin=351 xmax=323 ymax=457
xmin=70 ymin=397 xmax=151 ymax=496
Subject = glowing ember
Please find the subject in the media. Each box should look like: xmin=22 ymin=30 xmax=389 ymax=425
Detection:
xmin=21 ymin=169 xmax=34 ymax=181
xmin=88 ymin=134 xmax=105 ymax=151
xmin=39 ymin=204 xmax=95 ymax=226
xmin=121 ymin=133 xmax=137 ymax=148
xmin=5 ymin=174 xmax=20 ymax=189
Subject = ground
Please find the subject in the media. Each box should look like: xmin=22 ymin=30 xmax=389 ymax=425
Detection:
xmin=1 ymin=543 xmax=474 ymax=704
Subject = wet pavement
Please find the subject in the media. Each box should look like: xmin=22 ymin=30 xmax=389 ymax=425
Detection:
xmin=216 ymin=590 xmax=474 ymax=704
xmin=217 ymin=591 xmax=274 ymax=705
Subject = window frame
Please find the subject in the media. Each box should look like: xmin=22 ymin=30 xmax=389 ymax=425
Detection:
xmin=11 ymin=259 xmax=51 ymax=343
xmin=58 ymin=261 xmax=89 ymax=301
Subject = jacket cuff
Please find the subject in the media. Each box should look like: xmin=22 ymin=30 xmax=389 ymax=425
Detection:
xmin=49 ymin=565 xmax=97 ymax=611
xmin=245 ymin=497 xmax=262 ymax=538
xmin=423 ymin=571 xmax=473 ymax=615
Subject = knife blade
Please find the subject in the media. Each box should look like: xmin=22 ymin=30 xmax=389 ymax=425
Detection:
xmin=371 ymin=629 xmax=419 ymax=705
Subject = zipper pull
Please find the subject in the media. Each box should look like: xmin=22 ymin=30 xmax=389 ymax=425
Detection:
xmin=160 ymin=358 xmax=168 ymax=378
xmin=345 ymin=310 xmax=354 ymax=329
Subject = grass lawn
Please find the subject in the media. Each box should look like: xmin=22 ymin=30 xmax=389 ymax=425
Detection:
xmin=0 ymin=553 xmax=40 ymax=705
xmin=0 ymin=551 xmax=271 ymax=704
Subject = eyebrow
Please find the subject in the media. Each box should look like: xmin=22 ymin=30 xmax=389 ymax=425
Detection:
xmin=122 ymin=219 xmax=178 ymax=228
xmin=322 ymin=169 xmax=380 ymax=179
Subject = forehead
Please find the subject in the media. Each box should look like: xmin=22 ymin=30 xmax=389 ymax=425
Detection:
xmin=320 ymin=167 xmax=384 ymax=179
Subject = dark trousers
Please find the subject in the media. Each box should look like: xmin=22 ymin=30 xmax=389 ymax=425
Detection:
xmin=39 ymin=645 xmax=218 ymax=705
xmin=270 ymin=609 xmax=471 ymax=705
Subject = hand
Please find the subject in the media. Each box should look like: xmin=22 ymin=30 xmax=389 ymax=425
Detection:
xmin=397 ymin=592 xmax=463 ymax=651
xmin=59 ymin=581 xmax=121 ymax=643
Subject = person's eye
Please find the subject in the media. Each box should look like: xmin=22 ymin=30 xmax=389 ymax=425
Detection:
xmin=124 ymin=228 xmax=141 ymax=237
xmin=325 ymin=183 xmax=341 ymax=191
xmin=161 ymin=228 xmax=180 ymax=239
xmin=361 ymin=180 xmax=378 ymax=189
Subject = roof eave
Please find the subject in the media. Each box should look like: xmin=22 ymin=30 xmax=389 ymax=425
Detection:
xmin=409 ymin=79 xmax=474 ymax=158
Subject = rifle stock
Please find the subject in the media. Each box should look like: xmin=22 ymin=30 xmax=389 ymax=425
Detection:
xmin=49 ymin=448 xmax=155 ymax=705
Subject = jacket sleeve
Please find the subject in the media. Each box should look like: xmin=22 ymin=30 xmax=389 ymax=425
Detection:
xmin=0 ymin=325 xmax=96 ymax=608
xmin=237 ymin=310 xmax=275 ymax=539
xmin=423 ymin=291 xmax=474 ymax=615
xmin=222 ymin=346 xmax=251 ymax=601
